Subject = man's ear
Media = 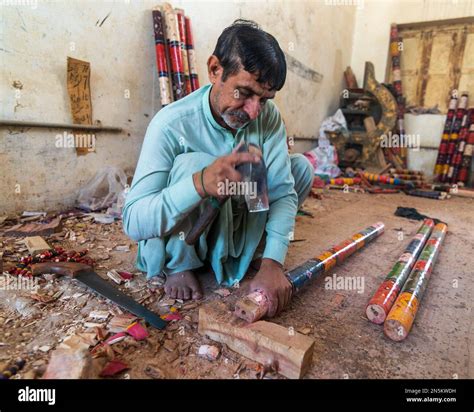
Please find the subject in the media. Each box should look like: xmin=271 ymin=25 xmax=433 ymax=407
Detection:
xmin=207 ymin=55 xmax=223 ymax=84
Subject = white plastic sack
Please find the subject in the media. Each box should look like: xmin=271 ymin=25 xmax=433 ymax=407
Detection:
xmin=77 ymin=166 xmax=127 ymax=212
xmin=318 ymin=109 xmax=348 ymax=144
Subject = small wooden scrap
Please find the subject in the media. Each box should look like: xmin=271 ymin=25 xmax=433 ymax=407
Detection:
xmin=107 ymin=269 xmax=123 ymax=285
xmin=213 ymin=288 xmax=231 ymax=297
xmin=198 ymin=344 xmax=220 ymax=361
xmin=23 ymin=236 xmax=52 ymax=255
xmin=163 ymin=340 xmax=177 ymax=352
xmin=89 ymin=310 xmax=110 ymax=321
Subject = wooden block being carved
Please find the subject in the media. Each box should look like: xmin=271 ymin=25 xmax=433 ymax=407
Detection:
xmin=24 ymin=236 xmax=52 ymax=255
xmin=198 ymin=302 xmax=314 ymax=379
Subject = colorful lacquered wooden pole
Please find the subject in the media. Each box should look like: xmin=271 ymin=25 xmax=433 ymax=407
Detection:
xmin=449 ymin=109 xmax=473 ymax=183
xmin=163 ymin=3 xmax=186 ymax=101
xmin=366 ymin=219 xmax=434 ymax=324
xmin=176 ymin=9 xmax=192 ymax=96
xmin=327 ymin=177 xmax=361 ymax=186
xmin=234 ymin=222 xmax=385 ymax=323
xmin=440 ymin=93 xmax=469 ymax=182
xmin=363 ymin=172 xmax=412 ymax=187
xmin=384 ymin=222 xmax=448 ymax=341
xmin=457 ymin=118 xmax=474 ymax=184
xmin=434 ymin=92 xmax=458 ymax=177
xmin=185 ymin=16 xmax=200 ymax=91
xmin=152 ymin=7 xmax=172 ymax=107
xmin=389 ymin=168 xmax=423 ymax=176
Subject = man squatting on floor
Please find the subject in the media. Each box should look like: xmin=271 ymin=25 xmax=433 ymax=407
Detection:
xmin=123 ymin=20 xmax=314 ymax=317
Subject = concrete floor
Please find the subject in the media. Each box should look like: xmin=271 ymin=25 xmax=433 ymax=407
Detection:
xmin=1 ymin=189 xmax=472 ymax=379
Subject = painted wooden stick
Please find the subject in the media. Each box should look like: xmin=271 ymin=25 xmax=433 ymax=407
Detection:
xmin=457 ymin=118 xmax=474 ymax=184
xmin=185 ymin=16 xmax=200 ymax=91
xmin=234 ymin=222 xmax=385 ymax=323
xmin=436 ymin=93 xmax=468 ymax=181
xmin=176 ymin=9 xmax=192 ymax=96
xmin=405 ymin=189 xmax=450 ymax=200
xmin=384 ymin=222 xmax=448 ymax=341
xmin=152 ymin=7 xmax=173 ymax=107
xmin=440 ymin=93 xmax=469 ymax=182
xmin=366 ymin=219 xmax=434 ymax=324
xmin=389 ymin=168 xmax=423 ymax=176
xmin=449 ymin=109 xmax=473 ymax=183
xmin=363 ymin=172 xmax=413 ymax=187
xmin=163 ymin=3 xmax=186 ymax=101
xmin=434 ymin=92 xmax=458 ymax=178
xmin=327 ymin=177 xmax=361 ymax=186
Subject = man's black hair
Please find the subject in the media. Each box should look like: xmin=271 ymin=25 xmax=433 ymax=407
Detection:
xmin=212 ymin=19 xmax=287 ymax=91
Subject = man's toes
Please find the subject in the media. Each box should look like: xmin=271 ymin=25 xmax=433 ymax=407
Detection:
xmin=191 ymin=287 xmax=203 ymax=300
xmin=168 ymin=287 xmax=177 ymax=299
xmin=177 ymin=288 xmax=185 ymax=300
xmin=182 ymin=287 xmax=192 ymax=300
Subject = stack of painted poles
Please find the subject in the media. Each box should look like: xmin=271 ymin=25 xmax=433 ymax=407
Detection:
xmin=455 ymin=109 xmax=474 ymax=184
xmin=389 ymin=23 xmax=407 ymax=168
xmin=386 ymin=168 xmax=426 ymax=188
xmin=152 ymin=3 xmax=200 ymax=107
xmin=434 ymin=92 xmax=470 ymax=183
xmin=366 ymin=219 xmax=448 ymax=341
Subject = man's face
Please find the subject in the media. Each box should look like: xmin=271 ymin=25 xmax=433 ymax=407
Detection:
xmin=209 ymin=59 xmax=276 ymax=130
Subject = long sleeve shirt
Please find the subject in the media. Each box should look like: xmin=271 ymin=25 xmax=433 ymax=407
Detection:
xmin=123 ymin=84 xmax=298 ymax=283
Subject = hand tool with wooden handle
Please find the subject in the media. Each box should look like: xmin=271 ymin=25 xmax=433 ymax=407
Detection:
xmin=31 ymin=262 xmax=167 ymax=329
xmin=185 ymin=142 xmax=267 ymax=245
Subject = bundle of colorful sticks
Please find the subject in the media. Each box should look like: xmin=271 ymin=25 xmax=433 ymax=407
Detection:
xmin=366 ymin=219 xmax=448 ymax=341
xmin=386 ymin=168 xmax=426 ymax=188
xmin=152 ymin=3 xmax=200 ymax=107
xmin=433 ymin=91 xmax=473 ymax=184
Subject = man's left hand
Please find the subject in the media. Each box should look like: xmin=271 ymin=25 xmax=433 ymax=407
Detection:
xmin=247 ymin=258 xmax=292 ymax=318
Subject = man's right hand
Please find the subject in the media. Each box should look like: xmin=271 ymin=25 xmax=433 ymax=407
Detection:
xmin=192 ymin=152 xmax=260 ymax=198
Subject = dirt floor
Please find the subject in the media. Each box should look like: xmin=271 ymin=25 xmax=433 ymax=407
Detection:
xmin=0 ymin=189 xmax=473 ymax=379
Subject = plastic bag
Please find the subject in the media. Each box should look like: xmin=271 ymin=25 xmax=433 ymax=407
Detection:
xmin=77 ymin=166 xmax=127 ymax=212
xmin=303 ymin=109 xmax=346 ymax=178
xmin=106 ymin=184 xmax=130 ymax=218
xmin=318 ymin=109 xmax=349 ymax=142
xmin=304 ymin=146 xmax=341 ymax=178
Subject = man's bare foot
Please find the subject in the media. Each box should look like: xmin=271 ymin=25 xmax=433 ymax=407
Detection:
xmin=164 ymin=270 xmax=203 ymax=300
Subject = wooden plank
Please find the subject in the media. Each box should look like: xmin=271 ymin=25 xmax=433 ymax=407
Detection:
xmin=198 ymin=302 xmax=314 ymax=379
xmin=67 ymin=57 xmax=94 ymax=155
xmin=3 ymin=217 xmax=62 ymax=238
xmin=24 ymin=236 xmax=52 ymax=255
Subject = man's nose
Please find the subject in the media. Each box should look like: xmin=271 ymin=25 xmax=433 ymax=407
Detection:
xmin=243 ymin=98 xmax=261 ymax=120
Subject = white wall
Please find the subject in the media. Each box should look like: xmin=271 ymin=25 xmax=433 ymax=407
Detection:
xmin=1 ymin=0 xmax=357 ymax=213
xmin=350 ymin=0 xmax=474 ymax=84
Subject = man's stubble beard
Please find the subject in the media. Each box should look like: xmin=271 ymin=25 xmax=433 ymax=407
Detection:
xmin=213 ymin=89 xmax=250 ymax=130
